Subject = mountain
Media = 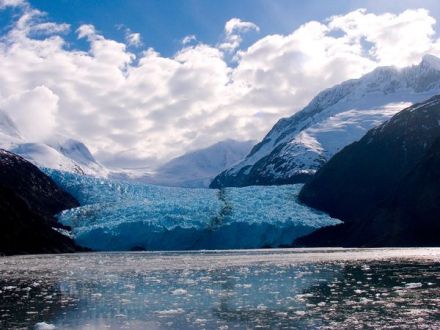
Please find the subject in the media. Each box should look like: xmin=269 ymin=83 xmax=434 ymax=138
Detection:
xmin=296 ymin=95 xmax=440 ymax=246
xmin=114 ymin=139 xmax=255 ymax=188
xmin=0 ymin=110 xmax=107 ymax=176
xmin=0 ymin=149 xmax=82 ymax=255
xmin=211 ymin=54 xmax=440 ymax=188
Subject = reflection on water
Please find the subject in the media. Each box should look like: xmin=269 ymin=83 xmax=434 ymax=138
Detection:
xmin=0 ymin=248 xmax=439 ymax=329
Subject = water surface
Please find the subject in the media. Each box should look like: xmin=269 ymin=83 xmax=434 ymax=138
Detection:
xmin=1 ymin=248 xmax=439 ymax=329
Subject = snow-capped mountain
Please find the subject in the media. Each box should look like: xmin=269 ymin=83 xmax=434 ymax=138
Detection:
xmin=0 ymin=107 xmax=251 ymax=184
xmin=0 ymin=110 xmax=107 ymax=177
xmin=113 ymin=139 xmax=255 ymax=188
xmin=152 ymin=139 xmax=255 ymax=187
xmin=211 ymin=54 xmax=440 ymax=188
xmin=297 ymin=94 xmax=440 ymax=247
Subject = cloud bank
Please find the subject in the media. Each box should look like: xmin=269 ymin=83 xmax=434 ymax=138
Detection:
xmin=0 ymin=3 xmax=439 ymax=168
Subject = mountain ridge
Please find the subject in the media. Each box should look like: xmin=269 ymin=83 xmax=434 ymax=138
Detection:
xmin=296 ymin=94 xmax=440 ymax=246
xmin=0 ymin=110 xmax=108 ymax=177
xmin=211 ymin=54 xmax=440 ymax=188
xmin=112 ymin=139 xmax=255 ymax=188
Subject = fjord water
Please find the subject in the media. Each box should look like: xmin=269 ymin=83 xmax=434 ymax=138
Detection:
xmin=1 ymin=248 xmax=439 ymax=329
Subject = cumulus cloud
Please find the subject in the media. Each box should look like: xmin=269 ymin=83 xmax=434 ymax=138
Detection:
xmin=328 ymin=8 xmax=436 ymax=65
xmin=0 ymin=3 xmax=439 ymax=169
xmin=219 ymin=18 xmax=260 ymax=52
xmin=225 ymin=18 xmax=260 ymax=35
xmin=1 ymin=86 xmax=59 ymax=141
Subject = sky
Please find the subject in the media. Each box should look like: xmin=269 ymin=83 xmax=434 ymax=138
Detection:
xmin=1 ymin=0 xmax=440 ymax=169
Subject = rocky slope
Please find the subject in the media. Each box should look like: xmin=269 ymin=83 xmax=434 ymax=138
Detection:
xmin=211 ymin=55 xmax=440 ymax=188
xmin=296 ymin=95 xmax=440 ymax=246
xmin=0 ymin=149 xmax=82 ymax=255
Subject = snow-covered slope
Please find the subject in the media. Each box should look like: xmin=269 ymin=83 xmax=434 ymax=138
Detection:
xmin=44 ymin=169 xmax=341 ymax=251
xmin=110 ymin=139 xmax=255 ymax=188
xmin=46 ymin=135 xmax=108 ymax=176
xmin=149 ymin=139 xmax=255 ymax=187
xmin=0 ymin=111 xmax=107 ymax=176
xmin=211 ymin=54 xmax=440 ymax=188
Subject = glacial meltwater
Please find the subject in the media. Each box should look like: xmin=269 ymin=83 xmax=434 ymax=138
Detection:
xmin=1 ymin=248 xmax=439 ymax=329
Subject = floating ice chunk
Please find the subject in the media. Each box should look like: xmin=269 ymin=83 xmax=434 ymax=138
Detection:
xmin=156 ymin=308 xmax=185 ymax=315
xmin=171 ymin=289 xmax=187 ymax=295
xmin=405 ymin=283 xmax=423 ymax=289
xmin=34 ymin=322 xmax=56 ymax=330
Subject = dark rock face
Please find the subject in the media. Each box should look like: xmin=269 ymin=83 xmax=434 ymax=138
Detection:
xmin=0 ymin=149 xmax=79 ymax=219
xmin=0 ymin=149 xmax=82 ymax=255
xmin=297 ymin=95 xmax=440 ymax=247
xmin=372 ymin=138 xmax=440 ymax=245
xmin=0 ymin=186 xmax=81 ymax=255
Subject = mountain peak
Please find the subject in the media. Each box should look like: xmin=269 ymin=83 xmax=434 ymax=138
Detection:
xmin=420 ymin=54 xmax=440 ymax=70
xmin=211 ymin=57 xmax=440 ymax=188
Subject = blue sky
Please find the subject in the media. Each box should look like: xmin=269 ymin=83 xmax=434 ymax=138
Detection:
xmin=24 ymin=0 xmax=440 ymax=57
xmin=1 ymin=0 xmax=440 ymax=168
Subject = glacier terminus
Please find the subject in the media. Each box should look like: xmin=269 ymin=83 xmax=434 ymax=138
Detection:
xmin=44 ymin=169 xmax=341 ymax=251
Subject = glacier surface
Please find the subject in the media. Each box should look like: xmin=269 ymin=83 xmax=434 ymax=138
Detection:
xmin=44 ymin=169 xmax=341 ymax=251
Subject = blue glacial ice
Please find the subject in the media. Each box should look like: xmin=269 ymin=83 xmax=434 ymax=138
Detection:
xmin=44 ymin=169 xmax=341 ymax=251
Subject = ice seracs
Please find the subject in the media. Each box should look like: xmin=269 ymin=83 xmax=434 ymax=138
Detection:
xmin=45 ymin=169 xmax=341 ymax=251
xmin=211 ymin=54 xmax=440 ymax=188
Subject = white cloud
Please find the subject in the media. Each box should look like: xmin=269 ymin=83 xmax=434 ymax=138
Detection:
xmin=0 ymin=4 xmax=440 ymax=169
xmin=77 ymin=24 xmax=96 ymax=39
xmin=224 ymin=18 xmax=260 ymax=35
xmin=126 ymin=32 xmax=141 ymax=47
xmin=328 ymin=8 xmax=436 ymax=66
xmin=0 ymin=0 xmax=26 ymax=9
xmin=220 ymin=18 xmax=259 ymax=52
xmin=116 ymin=24 xmax=142 ymax=47
xmin=182 ymin=34 xmax=196 ymax=45
xmin=0 ymin=86 xmax=59 ymax=141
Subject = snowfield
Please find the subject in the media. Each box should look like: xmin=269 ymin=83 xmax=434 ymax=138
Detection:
xmin=44 ymin=169 xmax=341 ymax=251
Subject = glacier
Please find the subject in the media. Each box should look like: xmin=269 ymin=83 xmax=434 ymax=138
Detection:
xmin=44 ymin=169 xmax=341 ymax=251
